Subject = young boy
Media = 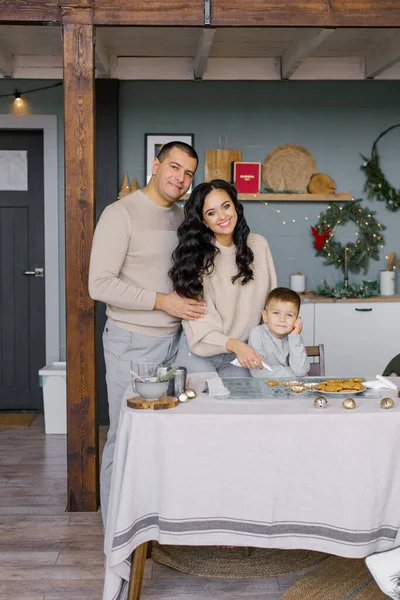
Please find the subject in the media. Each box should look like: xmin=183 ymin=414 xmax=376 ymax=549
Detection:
xmin=249 ymin=287 xmax=309 ymax=378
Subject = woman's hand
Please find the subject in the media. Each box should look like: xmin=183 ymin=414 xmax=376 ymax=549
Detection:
xmin=226 ymin=339 xmax=264 ymax=369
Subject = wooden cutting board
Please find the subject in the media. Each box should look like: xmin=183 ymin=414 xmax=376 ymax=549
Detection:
xmin=204 ymin=149 xmax=242 ymax=182
xmin=127 ymin=396 xmax=179 ymax=410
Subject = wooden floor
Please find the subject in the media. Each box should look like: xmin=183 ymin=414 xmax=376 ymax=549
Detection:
xmin=0 ymin=415 xmax=309 ymax=600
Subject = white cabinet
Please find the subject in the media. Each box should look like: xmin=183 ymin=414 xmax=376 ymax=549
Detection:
xmin=313 ymin=302 xmax=400 ymax=377
xmin=299 ymin=302 xmax=314 ymax=347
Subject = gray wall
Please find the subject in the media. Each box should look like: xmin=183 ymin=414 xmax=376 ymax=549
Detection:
xmin=1 ymin=78 xmax=400 ymax=359
xmin=120 ymin=80 xmax=400 ymax=293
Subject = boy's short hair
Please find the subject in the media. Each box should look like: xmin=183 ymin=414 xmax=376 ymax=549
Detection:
xmin=266 ymin=287 xmax=301 ymax=313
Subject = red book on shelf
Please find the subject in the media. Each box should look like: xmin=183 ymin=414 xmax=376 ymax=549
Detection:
xmin=233 ymin=162 xmax=261 ymax=194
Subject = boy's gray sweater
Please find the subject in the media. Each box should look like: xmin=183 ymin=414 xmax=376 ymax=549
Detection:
xmin=248 ymin=324 xmax=310 ymax=378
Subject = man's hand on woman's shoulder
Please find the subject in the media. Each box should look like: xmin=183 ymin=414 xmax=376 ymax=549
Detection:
xmin=155 ymin=291 xmax=207 ymax=320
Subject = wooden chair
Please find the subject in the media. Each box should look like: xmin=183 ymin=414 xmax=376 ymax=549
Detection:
xmin=128 ymin=542 xmax=148 ymax=600
xmin=306 ymin=344 xmax=325 ymax=376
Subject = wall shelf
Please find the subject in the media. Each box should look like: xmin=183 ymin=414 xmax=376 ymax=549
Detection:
xmin=182 ymin=192 xmax=353 ymax=202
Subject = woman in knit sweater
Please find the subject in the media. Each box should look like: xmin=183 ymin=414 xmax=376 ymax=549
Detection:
xmin=169 ymin=179 xmax=277 ymax=375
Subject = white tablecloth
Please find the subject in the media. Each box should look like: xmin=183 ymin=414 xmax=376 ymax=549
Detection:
xmin=103 ymin=378 xmax=400 ymax=600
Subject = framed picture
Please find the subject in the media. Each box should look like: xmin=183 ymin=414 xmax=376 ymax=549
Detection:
xmin=145 ymin=134 xmax=194 ymax=188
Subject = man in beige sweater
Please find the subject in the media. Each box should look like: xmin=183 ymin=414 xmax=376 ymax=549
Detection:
xmin=89 ymin=142 xmax=206 ymax=524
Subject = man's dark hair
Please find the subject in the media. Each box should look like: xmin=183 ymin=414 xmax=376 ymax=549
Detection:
xmin=157 ymin=141 xmax=198 ymax=166
xmin=266 ymin=287 xmax=301 ymax=313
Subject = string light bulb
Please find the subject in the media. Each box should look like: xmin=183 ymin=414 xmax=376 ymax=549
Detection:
xmin=14 ymin=91 xmax=23 ymax=107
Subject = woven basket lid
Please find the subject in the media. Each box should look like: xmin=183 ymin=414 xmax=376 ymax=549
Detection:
xmin=262 ymin=144 xmax=317 ymax=193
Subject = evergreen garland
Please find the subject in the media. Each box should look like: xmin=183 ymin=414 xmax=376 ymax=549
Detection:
xmin=311 ymin=200 xmax=385 ymax=274
xmin=361 ymin=124 xmax=400 ymax=212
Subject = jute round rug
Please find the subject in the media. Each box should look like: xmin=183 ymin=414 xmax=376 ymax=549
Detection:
xmin=281 ymin=556 xmax=387 ymax=600
xmin=152 ymin=545 xmax=328 ymax=579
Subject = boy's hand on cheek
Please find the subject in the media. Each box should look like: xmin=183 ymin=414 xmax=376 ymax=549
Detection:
xmin=291 ymin=317 xmax=303 ymax=335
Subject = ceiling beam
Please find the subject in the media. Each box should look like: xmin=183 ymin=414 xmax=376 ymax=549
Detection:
xmin=281 ymin=28 xmax=334 ymax=80
xmin=13 ymin=55 xmax=63 ymax=78
xmin=290 ymin=57 xmax=364 ymax=80
xmin=193 ymin=28 xmax=215 ymax=80
xmin=115 ymin=57 xmax=278 ymax=80
xmin=210 ymin=1 xmax=400 ymax=28
xmin=94 ymin=29 xmax=110 ymax=77
xmin=365 ymin=31 xmax=400 ymax=79
xmin=115 ymin=56 xmax=390 ymax=81
xmin=0 ymin=0 xmax=59 ymax=23
xmin=93 ymin=1 xmax=203 ymax=26
xmin=116 ymin=57 xmax=193 ymax=80
xmin=1 ymin=1 xmax=400 ymax=27
xmin=0 ymin=42 xmax=12 ymax=77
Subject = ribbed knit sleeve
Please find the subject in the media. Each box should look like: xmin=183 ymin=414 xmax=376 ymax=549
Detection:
xmin=183 ymin=234 xmax=277 ymax=357
xmin=89 ymin=202 xmax=157 ymax=310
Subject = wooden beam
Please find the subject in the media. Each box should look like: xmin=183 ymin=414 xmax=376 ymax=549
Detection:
xmin=94 ymin=28 xmax=110 ymax=77
xmin=62 ymin=9 xmax=98 ymax=512
xmin=210 ymin=1 xmax=400 ymax=28
xmin=0 ymin=0 xmax=58 ymax=22
xmin=0 ymin=0 xmax=400 ymax=27
xmin=194 ymin=28 xmax=215 ymax=80
xmin=365 ymin=31 xmax=400 ymax=79
xmin=93 ymin=0 xmax=203 ymax=26
xmin=281 ymin=28 xmax=334 ymax=79
xmin=0 ymin=40 xmax=12 ymax=77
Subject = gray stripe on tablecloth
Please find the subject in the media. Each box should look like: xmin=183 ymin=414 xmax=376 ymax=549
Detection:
xmin=112 ymin=514 xmax=398 ymax=551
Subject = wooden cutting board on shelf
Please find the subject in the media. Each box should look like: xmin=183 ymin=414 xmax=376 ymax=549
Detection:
xmin=204 ymin=149 xmax=242 ymax=182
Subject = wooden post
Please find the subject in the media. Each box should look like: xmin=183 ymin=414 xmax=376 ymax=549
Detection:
xmin=62 ymin=5 xmax=98 ymax=511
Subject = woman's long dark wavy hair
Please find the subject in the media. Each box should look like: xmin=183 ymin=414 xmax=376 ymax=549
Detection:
xmin=169 ymin=179 xmax=254 ymax=300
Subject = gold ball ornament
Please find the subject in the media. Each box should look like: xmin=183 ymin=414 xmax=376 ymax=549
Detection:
xmin=380 ymin=397 xmax=395 ymax=409
xmin=314 ymin=396 xmax=328 ymax=408
xmin=178 ymin=391 xmax=189 ymax=403
xmin=342 ymin=398 xmax=357 ymax=410
xmin=185 ymin=387 xmax=197 ymax=399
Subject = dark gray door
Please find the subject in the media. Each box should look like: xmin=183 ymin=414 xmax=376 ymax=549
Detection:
xmin=0 ymin=130 xmax=45 ymax=410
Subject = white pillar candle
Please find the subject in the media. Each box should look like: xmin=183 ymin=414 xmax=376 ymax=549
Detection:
xmin=380 ymin=270 xmax=395 ymax=296
xmin=290 ymin=273 xmax=305 ymax=293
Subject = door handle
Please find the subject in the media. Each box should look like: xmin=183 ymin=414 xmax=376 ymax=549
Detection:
xmin=23 ymin=268 xmax=44 ymax=277
xmin=355 ymin=308 xmax=372 ymax=312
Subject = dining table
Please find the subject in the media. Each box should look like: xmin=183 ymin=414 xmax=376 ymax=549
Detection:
xmin=102 ymin=375 xmax=400 ymax=600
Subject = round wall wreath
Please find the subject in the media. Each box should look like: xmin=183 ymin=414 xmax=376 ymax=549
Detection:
xmin=311 ymin=200 xmax=385 ymax=274
xmin=361 ymin=124 xmax=400 ymax=212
